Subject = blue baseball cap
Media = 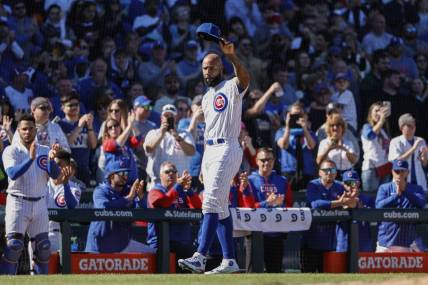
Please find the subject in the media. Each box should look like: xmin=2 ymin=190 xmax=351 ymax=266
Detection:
xmin=334 ymin=72 xmax=349 ymax=81
xmin=186 ymin=40 xmax=199 ymax=49
xmin=196 ymin=23 xmax=223 ymax=43
xmin=133 ymin=95 xmax=151 ymax=108
xmin=392 ymin=160 xmax=408 ymax=171
xmin=389 ymin=36 xmax=403 ymax=46
xmin=342 ymin=170 xmax=360 ymax=182
xmin=104 ymin=160 xmax=130 ymax=179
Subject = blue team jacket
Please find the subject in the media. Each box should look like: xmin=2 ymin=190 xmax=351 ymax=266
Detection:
xmin=336 ymin=194 xmax=375 ymax=252
xmin=376 ymin=182 xmax=426 ymax=247
xmin=303 ymin=178 xmax=345 ymax=251
xmin=85 ymin=182 xmax=143 ymax=253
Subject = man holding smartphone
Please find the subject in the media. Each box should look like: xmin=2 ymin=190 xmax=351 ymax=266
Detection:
xmin=144 ymin=104 xmax=196 ymax=185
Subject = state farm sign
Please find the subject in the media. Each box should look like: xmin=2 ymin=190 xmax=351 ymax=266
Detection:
xmin=70 ymin=253 xmax=175 ymax=274
xmin=358 ymin=253 xmax=428 ymax=273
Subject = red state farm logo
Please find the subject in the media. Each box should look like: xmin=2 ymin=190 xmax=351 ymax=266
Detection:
xmin=213 ymin=93 xmax=228 ymax=112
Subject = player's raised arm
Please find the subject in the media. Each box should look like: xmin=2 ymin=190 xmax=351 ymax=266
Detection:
xmin=219 ymin=39 xmax=250 ymax=91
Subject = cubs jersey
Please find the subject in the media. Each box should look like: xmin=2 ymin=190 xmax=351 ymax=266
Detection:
xmin=46 ymin=179 xmax=81 ymax=231
xmin=2 ymin=141 xmax=51 ymax=196
xmin=202 ymin=78 xmax=246 ymax=140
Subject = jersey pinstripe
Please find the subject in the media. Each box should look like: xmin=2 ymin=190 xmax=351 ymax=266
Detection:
xmin=2 ymin=141 xmax=51 ymax=196
xmin=202 ymin=79 xmax=245 ymax=140
xmin=47 ymin=179 xmax=81 ymax=231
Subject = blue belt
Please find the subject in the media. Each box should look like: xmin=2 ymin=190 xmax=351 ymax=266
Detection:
xmin=11 ymin=194 xmax=43 ymax=202
xmin=206 ymin=138 xmax=225 ymax=145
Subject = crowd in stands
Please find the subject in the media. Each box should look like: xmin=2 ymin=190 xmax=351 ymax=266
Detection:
xmin=1 ymin=0 xmax=428 ymax=274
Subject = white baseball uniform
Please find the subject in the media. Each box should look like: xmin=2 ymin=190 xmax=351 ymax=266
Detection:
xmin=46 ymin=179 xmax=81 ymax=251
xmin=2 ymin=141 xmax=51 ymax=237
xmin=201 ymin=78 xmax=246 ymax=220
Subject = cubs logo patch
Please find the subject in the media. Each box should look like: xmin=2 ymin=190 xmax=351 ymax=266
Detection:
xmin=37 ymin=155 xmax=48 ymax=171
xmin=213 ymin=93 xmax=228 ymax=112
xmin=55 ymin=194 xmax=66 ymax=208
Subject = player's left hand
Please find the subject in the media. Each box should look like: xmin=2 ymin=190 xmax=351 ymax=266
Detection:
xmin=49 ymin=143 xmax=61 ymax=160
xmin=61 ymin=165 xmax=73 ymax=184
xmin=219 ymin=39 xmax=235 ymax=56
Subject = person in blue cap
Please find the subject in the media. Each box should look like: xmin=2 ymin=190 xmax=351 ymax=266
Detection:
xmin=85 ymin=160 xmax=154 ymax=253
xmin=336 ymin=170 xmax=374 ymax=253
xmin=132 ymin=95 xmax=156 ymax=180
xmin=376 ymin=159 xmax=426 ymax=252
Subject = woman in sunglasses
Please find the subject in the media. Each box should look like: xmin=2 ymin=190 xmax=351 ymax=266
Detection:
xmin=316 ymin=113 xmax=358 ymax=179
xmin=97 ymin=112 xmax=139 ymax=184
xmin=97 ymin=99 xmax=128 ymax=142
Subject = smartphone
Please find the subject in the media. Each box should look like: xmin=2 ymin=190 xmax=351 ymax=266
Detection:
xmin=167 ymin=117 xmax=174 ymax=130
xmin=382 ymin=101 xmax=391 ymax=117
xmin=289 ymin=114 xmax=301 ymax=129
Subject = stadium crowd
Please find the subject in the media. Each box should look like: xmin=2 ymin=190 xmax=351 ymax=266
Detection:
xmin=0 ymin=0 xmax=428 ymax=274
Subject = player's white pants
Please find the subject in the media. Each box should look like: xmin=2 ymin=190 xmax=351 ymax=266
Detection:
xmin=5 ymin=194 xmax=48 ymax=236
xmin=201 ymin=142 xmax=242 ymax=220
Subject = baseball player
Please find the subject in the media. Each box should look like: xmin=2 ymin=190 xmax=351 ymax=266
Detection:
xmin=0 ymin=114 xmax=61 ymax=275
xmin=178 ymin=39 xmax=250 ymax=274
xmin=46 ymin=150 xmax=81 ymax=252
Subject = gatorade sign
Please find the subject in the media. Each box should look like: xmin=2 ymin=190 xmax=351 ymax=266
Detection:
xmin=66 ymin=253 xmax=175 ymax=274
xmin=358 ymin=253 xmax=427 ymax=273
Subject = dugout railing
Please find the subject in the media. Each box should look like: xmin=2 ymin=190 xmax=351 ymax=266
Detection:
xmin=45 ymin=208 xmax=428 ymax=274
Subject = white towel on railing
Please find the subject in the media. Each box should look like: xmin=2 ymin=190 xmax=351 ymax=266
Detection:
xmin=230 ymin=208 xmax=312 ymax=235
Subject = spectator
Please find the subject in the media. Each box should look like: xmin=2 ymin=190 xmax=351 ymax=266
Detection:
xmin=132 ymin=0 xmax=166 ymax=43
xmin=7 ymin=0 xmax=42 ymax=64
xmin=336 ymin=170 xmax=374 ymax=253
xmin=50 ymin=77 xmax=86 ymax=119
xmin=176 ymin=40 xmax=201 ymax=90
xmin=376 ymin=159 xmax=426 ymax=252
xmin=0 ymin=19 xmax=24 ymax=81
xmin=137 ymin=41 xmax=174 ymax=98
xmin=41 ymin=4 xmax=72 ymax=51
xmin=359 ymin=49 xmax=390 ymax=120
xmin=243 ymin=83 xmax=282 ymax=147
xmin=0 ymin=115 xmax=60 ymax=275
xmin=388 ymin=114 xmax=428 ymax=191
xmin=169 ymin=6 xmax=197 ymax=60
xmin=58 ymin=92 xmax=97 ymax=185
xmin=236 ymin=36 xmax=267 ymax=90
xmin=183 ymin=95 xmax=205 ymax=190
xmin=4 ymin=67 xmax=33 ymax=114
xmin=224 ymin=0 xmax=263 ymax=38
xmin=240 ymin=147 xmax=292 ymax=272
xmin=78 ymin=58 xmax=124 ymax=112
xmin=98 ymin=99 xmax=129 ymax=139
xmin=401 ymin=23 xmax=428 ymax=58
xmin=362 ymin=13 xmax=393 ymax=56
xmin=108 ymin=48 xmax=135 ymax=90
xmin=331 ymin=72 xmax=357 ymax=132
xmin=174 ymin=98 xmax=191 ymax=124
xmin=301 ymin=159 xmax=355 ymax=272
xmin=147 ymin=161 xmax=201 ymax=269
xmin=409 ymin=78 xmax=428 ymax=140
xmin=307 ymin=82 xmax=332 ymax=132
xmin=361 ymin=102 xmax=391 ymax=192
xmin=317 ymin=113 xmax=358 ymax=178
xmin=85 ymin=160 xmax=155 ymax=254
xmin=154 ymin=72 xmax=191 ymax=114
xmin=99 ymin=113 xmax=139 ymax=185
xmin=276 ymin=102 xmax=317 ymax=189
xmin=70 ymin=0 xmax=100 ymax=49
xmin=238 ymin=123 xmax=257 ymax=174
xmin=369 ymin=68 xmax=415 ymax=137
xmin=132 ymin=96 xmax=157 ymax=180
xmin=388 ymin=37 xmax=419 ymax=80
xmin=415 ymin=53 xmax=428 ymax=83
xmin=12 ymin=97 xmax=70 ymax=152
xmin=144 ymin=104 xmax=195 ymax=185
